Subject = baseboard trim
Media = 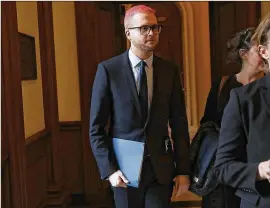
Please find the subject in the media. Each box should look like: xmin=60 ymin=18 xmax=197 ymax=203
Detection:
xmin=171 ymin=200 xmax=201 ymax=207
xmin=69 ymin=193 xmax=89 ymax=205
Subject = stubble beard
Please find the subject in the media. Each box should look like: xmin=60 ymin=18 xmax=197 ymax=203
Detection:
xmin=140 ymin=40 xmax=159 ymax=52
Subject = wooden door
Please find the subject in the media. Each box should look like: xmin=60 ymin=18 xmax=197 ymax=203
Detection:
xmin=75 ymin=2 xmax=125 ymax=206
xmin=95 ymin=3 xmax=126 ymax=62
xmin=210 ymin=2 xmax=261 ymax=81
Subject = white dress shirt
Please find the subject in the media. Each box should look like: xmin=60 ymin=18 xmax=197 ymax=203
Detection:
xmin=128 ymin=49 xmax=153 ymax=109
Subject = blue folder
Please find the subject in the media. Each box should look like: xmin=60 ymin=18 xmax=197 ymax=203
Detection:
xmin=112 ymin=138 xmax=145 ymax=188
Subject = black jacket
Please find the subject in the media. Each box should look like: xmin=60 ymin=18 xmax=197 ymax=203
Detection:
xmin=215 ymin=75 xmax=270 ymax=206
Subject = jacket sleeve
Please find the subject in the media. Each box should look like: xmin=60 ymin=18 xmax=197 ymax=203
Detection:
xmin=169 ymin=66 xmax=190 ymax=175
xmin=89 ymin=63 xmax=118 ymax=180
xmin=214 ymin=89 xmax=259 ymax=191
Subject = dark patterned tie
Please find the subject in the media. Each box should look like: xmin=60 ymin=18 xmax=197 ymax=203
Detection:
xmin=139 ymin=61 xmax=148 ymax=123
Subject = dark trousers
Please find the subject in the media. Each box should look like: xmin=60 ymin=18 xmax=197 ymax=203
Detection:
xmin=112 ymin=157 xmax=173 ymax=208
xmin=202 ymin=184 xmax=241 ymax=208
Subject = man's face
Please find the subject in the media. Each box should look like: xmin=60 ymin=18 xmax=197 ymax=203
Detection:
xmin=126 ymin=12 xmax=160 ymax=52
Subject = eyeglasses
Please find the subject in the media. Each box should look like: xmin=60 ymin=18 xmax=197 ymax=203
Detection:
xmin=128 ymin=25 xmax=162 ymax=35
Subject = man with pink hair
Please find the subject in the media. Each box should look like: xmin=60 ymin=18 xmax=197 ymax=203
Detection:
xmin=90 ymin=5 xmax=190 ymax=208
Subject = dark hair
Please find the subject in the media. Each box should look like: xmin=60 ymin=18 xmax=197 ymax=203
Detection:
xmin=226 ymin=28 xmax=255 ymax=64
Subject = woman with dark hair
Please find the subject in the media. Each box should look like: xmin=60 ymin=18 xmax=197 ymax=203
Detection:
xmin=200 ymin=28 xmax=265 ymax=208
xmin=215 ymin=13 xmax=270 ymax=208
xmin=201 ymin=28 xmax=264 ymax=126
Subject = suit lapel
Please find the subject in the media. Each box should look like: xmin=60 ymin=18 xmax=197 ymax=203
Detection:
xmin=259 ymin=75 xmax=270 ymax=115
xmin=121 ymin=51 xmax=142 ymax=119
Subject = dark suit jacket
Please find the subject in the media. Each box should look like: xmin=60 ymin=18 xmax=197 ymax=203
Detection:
xmin=215 ymin=75 xmax=270 ymax=206
xmin=89 ymin=50 xmax=190 ymax=185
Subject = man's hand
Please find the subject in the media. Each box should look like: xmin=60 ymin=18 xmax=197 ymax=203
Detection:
xmin=173 ymin=175 xmax=190 ymax=197
xmin=109 ymin=170 xmax=129 ymax=188
xmin=257 ymin=160 xmax=270 ymax=182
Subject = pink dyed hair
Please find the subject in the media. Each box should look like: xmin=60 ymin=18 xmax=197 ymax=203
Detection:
xmin=124 ymin=5 xmax=156 ymax=29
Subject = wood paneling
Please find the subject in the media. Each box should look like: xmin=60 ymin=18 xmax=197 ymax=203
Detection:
xmin=59 ymin=121 xmax=84 ymax=194
xmin=25 ymin=130 xmax=50 ymax=208
xmin=209 ymin=2 xmax=261 ymax=81
xmin=24 ymin=125 xmax=83 ymax=208
xmin=95 ymin=3 xmax=116 ymax=62
xmin=74 ymin=2 xmax=122 ymax=206
xmin=37 ymin=2 xmax=70 ymax=206
xmin=1 ymin=158 xmax=12 ymax=208
xmin=74 ymin=2 xmax=105 ymax=204
xmin=1 ymin=2 xmax=28 ymax=207
xmin=25 ymin=130 xmax=50 ymax=167
xmin=1 ymin=57 xmax=11 ymax=208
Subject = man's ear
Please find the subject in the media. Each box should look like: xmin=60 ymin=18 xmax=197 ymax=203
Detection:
xmin=239 ymin=49 xmax=247 ymax=60
xmin=125 ymin=29 xmax=131 ymax=41
xmin=258 ymin=45 xmax=269 ymax=60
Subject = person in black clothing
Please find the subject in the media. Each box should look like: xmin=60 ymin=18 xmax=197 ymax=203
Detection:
xmin=214 ymin=13 xmax=270 ymax=208
xmin=200 ymin=28 xmax=265 ymax=208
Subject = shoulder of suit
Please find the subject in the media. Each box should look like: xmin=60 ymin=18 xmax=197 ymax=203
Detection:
xmin=99 ymin=52 xmax=126 ymax=68
xmin=98 ymin=52 xmax=179 ymax=71
xmin=234 ymin=76 xmax=265 ymax=102
xmin=153 ymin=55 xmax=177 ymax=68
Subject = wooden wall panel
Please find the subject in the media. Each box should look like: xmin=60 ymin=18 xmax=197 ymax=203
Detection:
xmin=74 ymin=2 xmax=106 ymax=204
xmin=59 ymin=122 xmax=84 ymax=194
xmin=37 ymin=2 xmax=70 ymax=206
xmin=25 ymin=130 xmax=50 ymax=208
xmin=74 ymin=2 xmax=125 ymax=206
xmin=1 ymin=158 xmax=12 ymax=208
xmin=209 ymin=2 xmax=261 ymax=81
xmin=2 ymin=2 xmax=28 ymax=207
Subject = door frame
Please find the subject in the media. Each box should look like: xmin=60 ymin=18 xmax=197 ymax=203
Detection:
xmin=2 ymin=2 xmax=28 ymax=207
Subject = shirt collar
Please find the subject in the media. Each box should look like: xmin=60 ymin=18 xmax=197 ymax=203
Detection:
xmin=128 ymin=49 xmax=153 ymax=69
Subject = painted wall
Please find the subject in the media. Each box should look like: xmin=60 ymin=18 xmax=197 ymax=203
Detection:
xmin=262 ymin=2 xmax=270 ymax=18
xmin=52 ymin=2 xmax=81 ymax=121
xmin=190 ymin=2 xmax=211 ymax=124
xmin=16 ymin=2 xmax=45 ymax=138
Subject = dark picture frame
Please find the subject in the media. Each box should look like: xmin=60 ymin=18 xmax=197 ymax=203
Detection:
xmin=19 ymin=32 xmax=38 ymax=80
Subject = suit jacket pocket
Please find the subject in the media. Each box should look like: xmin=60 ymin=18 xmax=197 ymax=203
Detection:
xmin=235 ymin=189 xmax=260 ymax=205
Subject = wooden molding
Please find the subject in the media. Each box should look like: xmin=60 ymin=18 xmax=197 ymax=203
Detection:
xmin=25 ymin=130 xmax=50 ymax=208
xmin=59 ymin=121 xmax=82 ymax=131
xmin=37 ymin=2 xmax=70 ymax=206
xmin=37 ymin=0 xmax=62 ymax=183
xmin=59 ymin=121 xmax=84 ymax=195
xmin=174 ymin=2 xmax=199 ymax=129
xmin=1 ymin=2 xmax=28 ymax=207
xmin=25 ymin=129 xmax=50 ymax=167
xmin=46 ymin=180 xmax=71 ymax=206
xmin=25 ymin=129 xmax=50 ymax=146
xmin=1 ymin=157 xmax=12 ymax=208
